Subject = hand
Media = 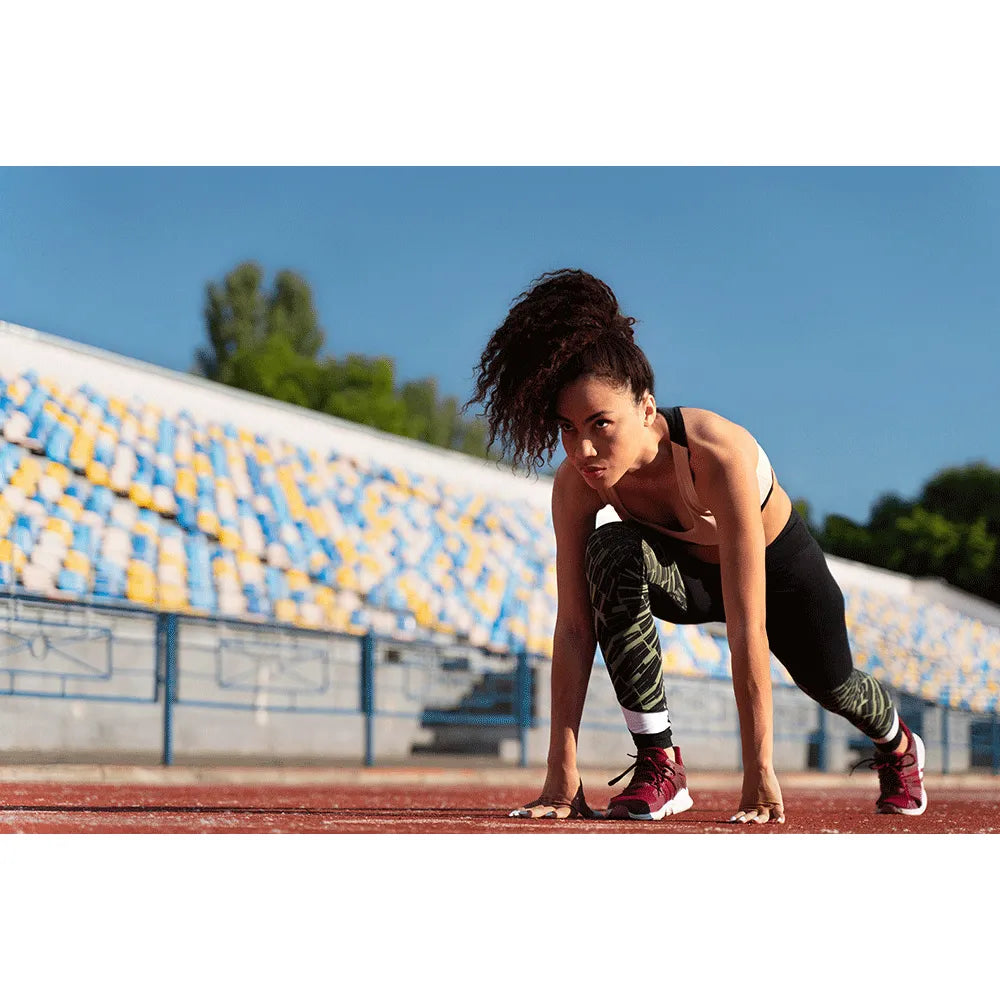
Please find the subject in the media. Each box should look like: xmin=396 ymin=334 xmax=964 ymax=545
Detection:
xmin=729 ymin=763 xmax=785 ymax=824
xmin=509 ymin=776 xmax=596 ymax=819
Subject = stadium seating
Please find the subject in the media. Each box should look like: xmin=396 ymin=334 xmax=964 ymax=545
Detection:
xmin=2 ymin=365 xmax=999 ymax=714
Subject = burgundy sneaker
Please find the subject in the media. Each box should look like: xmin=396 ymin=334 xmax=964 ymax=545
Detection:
xmin=605 ymin=746 xmax=694 ymax=820
xmin=857 ymin=721 xmax=927 ymax=816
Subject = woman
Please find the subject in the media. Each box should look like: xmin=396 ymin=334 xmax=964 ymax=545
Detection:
xmin=469 ymin=269 xmax=927 ymax=824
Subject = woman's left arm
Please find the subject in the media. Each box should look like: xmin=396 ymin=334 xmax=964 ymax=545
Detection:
xmin=689 ymin=412 xmax=785 ymax=825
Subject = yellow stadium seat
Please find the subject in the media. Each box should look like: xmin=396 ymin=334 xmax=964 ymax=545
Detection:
xmin=158 ymin=586 xmax=188 ymax=611
xmin=44 ymin=516 xmax=74 ymax=546
xmin=7 ymin=379 xmax=27 ymax=405
xmin=45 ymin=461 xmax=72 ymax=489
xmin=86 ymin=461 xmax=109 ymax=486
xmin=274 ymin=598 xmax=297 ymax=623
xmin=126 ymin=575 xmax=157 ymax=605
xmin=197 ymin=509 xmax=220 ymax=536
xmin=212 ymin=559 xmax=238 ymax=581
xmin=218 ymin=527 xmax=241 ymax=550
xmin=58 ymin=495 xmax=84 ymax=522
xmin=174 ymin=468 xmax=196 ymax=498
xmin=64 ymin=551 xmax=90 ymax=575
xmin=129 ymin=482 xmax=153 ymax=508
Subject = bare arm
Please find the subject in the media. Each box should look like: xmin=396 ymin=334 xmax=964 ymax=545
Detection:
xmin=688 ymin=410 xmax=784 ymax=824
xmin=511 ymin=460 xmax=602 ymax=818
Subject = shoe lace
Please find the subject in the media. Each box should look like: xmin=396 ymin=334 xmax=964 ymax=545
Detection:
xmin=850 ymin=748 xmax=918 ymax=797
xmin=608 ymin=750 xmax=676 ymax=794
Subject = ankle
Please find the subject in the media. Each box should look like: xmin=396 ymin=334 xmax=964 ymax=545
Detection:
xmin=876 ymin=730 xmax=908 ymax=757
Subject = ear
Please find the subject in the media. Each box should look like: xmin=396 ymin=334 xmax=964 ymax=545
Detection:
xmin=641 ymin=391 xmax=656 ymax=426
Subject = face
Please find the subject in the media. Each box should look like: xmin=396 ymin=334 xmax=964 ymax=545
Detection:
xmin=555 ymin=374 xmax=655 ymax=486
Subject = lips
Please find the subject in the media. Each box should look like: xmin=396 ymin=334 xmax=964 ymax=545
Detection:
xmin=580 ymin=467 xmax=606 ymax=479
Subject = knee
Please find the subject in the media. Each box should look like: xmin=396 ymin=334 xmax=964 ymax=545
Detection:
xmin=803 ymin=674 xmax=855 ymax=714
xmin=584 ymin=521 xmax=643 ymax=584
xmin=805 ymin=670 xmax=888 ymax=716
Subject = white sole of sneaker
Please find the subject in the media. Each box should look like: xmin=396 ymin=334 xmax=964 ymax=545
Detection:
xmin=625 ymin=787 xmax=694 ymax=821
xmin=880 ymin=731 xmax=928 ymax=817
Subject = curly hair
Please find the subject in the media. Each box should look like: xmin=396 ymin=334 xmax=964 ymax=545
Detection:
xmin=467 ymin=269 xmax=655 ymax=472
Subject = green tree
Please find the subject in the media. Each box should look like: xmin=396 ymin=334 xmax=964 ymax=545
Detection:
xmin=401 ymin=378 xmax=455 ymax=447
xmin=819 ymin=514 xmax=875 ymax=565
xmin=196 ymin=261 xmax=268 ymax=383
xmin=921 ymin=463 xmax=1000 ymax=531
xmin=194 ymin=261 xmax=496 ymax=462
xmin=195 ymin=262 xmax=324 ymax=387
xmin=452 ymin=417 xmax=491 ymax=460
xmin=319 ymin=355 xmax=409 ymax=436
xmin=229 ymin=334 xmax=321 ymax=410
xmin=817 ymin=463 xmax=1000 ymax=604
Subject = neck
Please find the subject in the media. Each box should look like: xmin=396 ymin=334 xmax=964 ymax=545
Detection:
xmin=627 ymin=414 xmax=669 ymax=481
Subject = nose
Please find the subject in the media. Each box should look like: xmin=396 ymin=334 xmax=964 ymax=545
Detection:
xmin=574 ymin=437 xmax=597 ymax=462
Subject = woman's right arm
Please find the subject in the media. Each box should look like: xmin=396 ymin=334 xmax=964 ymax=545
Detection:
xmin=510 ymin=461 xmax=602 ymax=819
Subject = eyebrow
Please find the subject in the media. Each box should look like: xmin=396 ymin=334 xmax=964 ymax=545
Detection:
xmin=555 ymin=410 xmax=610 ymax=425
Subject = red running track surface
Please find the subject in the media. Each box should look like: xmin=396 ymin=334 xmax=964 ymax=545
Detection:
xmin=1 ymin=769 xmax=998 ymax=833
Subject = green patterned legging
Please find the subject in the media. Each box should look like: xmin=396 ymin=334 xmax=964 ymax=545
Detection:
xmin=583 ymin=516 xmax=898 ymax=745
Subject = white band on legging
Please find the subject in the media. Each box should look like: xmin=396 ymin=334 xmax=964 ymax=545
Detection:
xmin=873 ymin=710 xmax=900 ymax=744
xmin=621 ymin=706 xmax=671 ymax=735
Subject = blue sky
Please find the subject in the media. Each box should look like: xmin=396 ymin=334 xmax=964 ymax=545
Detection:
xmin=1 ymin=166 xmax=997 ymax=524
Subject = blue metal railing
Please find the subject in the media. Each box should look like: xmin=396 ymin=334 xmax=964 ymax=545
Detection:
xmin=0 ymin=591 xmax=535 ymax=767
xmin=2 ymin=590 xmax=998 ymax=774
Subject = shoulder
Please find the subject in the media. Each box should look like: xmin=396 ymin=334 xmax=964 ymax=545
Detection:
xmin=680 ymin=408 xmax=759 ymax=476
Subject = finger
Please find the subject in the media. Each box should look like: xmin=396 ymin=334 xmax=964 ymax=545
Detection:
xmin=541 ymin=805 xmax=573 ymax=819
xmin=508 ymin=802 xmax=572 ymax=819
xmin=508 ymin=795 xmax=555 ymax=817
xmin=728 ymin=806 xmax=770 ymax=824
xmin=753 ymin=801 xmax=785 ymax=824
xmin=508 ymin=804 xmax=549 ymax=818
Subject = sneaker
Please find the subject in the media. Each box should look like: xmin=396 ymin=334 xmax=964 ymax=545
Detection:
xmin=856 ymin=721 xmax=927 ymax=816
xmin=605 ymin=746 xmax=694 ymax=820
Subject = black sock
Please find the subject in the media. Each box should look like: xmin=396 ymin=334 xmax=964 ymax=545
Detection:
xmin=875 ymin=726 xmax=904 ymax=755
xmin=633 ymin=728 xmax=673 ymax=750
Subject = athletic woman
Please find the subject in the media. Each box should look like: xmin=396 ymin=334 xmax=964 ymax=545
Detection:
xmin=469 ymin=269 xmax=927 ymax=824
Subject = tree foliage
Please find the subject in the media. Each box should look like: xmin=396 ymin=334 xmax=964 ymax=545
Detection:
xmin=194 ymin=261 xmax=492 ymax=460
xmin=811 ymin=462 xmax=1000 ymax=605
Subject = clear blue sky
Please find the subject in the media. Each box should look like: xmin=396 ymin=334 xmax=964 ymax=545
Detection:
xmin=2 ymin=166 xmax=997 ymax=523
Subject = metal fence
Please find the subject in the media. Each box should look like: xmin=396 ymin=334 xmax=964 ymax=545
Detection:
xmin=0 ymin=590 xmax=998 ymax=773
xmin=0 ymin=590 xmax=534 ymax=766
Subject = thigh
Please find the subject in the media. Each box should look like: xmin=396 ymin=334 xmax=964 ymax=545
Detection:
xmin=763 ymin=516 xmax=854 ymax=691
xmin=637 ymin=526 xmax=726 ymax=626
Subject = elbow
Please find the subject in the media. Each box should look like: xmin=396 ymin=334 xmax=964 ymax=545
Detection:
xmin=726 ymin=616 xmax=769 ymax=657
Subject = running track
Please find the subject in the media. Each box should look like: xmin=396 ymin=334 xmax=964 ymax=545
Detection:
xmin=1 ymin=765 xmax=997 ymax=832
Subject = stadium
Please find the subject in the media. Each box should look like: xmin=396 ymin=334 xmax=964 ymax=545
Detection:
xmin=1 ymin=319 xmax=998 ymax=833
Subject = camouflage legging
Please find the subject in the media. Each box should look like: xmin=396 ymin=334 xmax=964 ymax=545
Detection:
xmin=583 ymin=511 xmax=897 ymax=747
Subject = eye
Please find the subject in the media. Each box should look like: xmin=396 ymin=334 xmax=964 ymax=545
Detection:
xmin=594 ymin=419 xmax=610 ymax=429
